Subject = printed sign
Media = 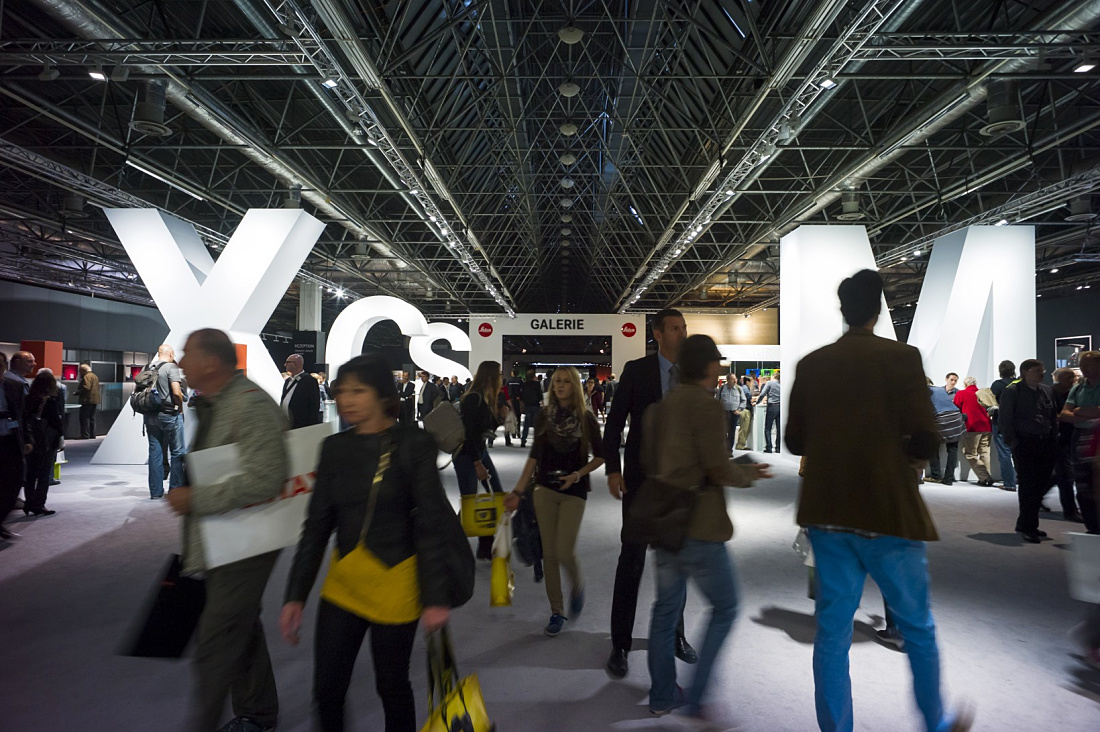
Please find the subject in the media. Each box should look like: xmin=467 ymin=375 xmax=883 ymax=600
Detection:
xmin=622 ymin=323 xmax=637 ymax=337
xmin=478 ymin=322 xmax=494 ymax=337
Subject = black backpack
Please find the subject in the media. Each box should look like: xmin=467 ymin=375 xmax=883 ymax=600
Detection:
xmin=130 ymin=362 xmax=168 ymax=415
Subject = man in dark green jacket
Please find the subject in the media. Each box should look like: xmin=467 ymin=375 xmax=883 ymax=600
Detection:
xmin=786 ymin=270 xmax=970 ymax=732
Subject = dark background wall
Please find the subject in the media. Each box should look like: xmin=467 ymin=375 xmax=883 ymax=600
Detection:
xmin=0 ymin=281 xmax=168 ymax=352
xmin=1037 ymin=289 xmax=1100 ymax=370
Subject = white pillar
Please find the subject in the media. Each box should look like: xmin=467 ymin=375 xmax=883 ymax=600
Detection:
xmin=298 ymin=279 xmax=322 ymax=332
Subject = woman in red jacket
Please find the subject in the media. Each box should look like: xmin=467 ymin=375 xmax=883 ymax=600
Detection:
xmin=954 ymin=377 xmax=995 ymax=486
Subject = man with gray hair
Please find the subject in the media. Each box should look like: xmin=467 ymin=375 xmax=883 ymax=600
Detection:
xmin=170 ymin=329 xmax=289 ymax=732
xmin=955 ymin=376 xmax=994 ymax=487
xmin=145 ymin=344 xmax=187 ymax=499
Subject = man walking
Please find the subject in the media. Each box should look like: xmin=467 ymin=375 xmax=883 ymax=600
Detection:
xmin=786 ymin=269 xmax=971 ymax=732
xmin=0 ymin=352 xmax=33 ymax=541
xmin=145 ymin=345 xmax=187 ymax=500
xmin=999 ymin=359 xmax=1059 ymax=543
xmin=756 ymin=372 xmax=782 ymax=453
xmin=520 ymin=369 xmax=543 ymax=448
xmin=1059 ymin=350 xmax=1100 ymax=534
xmin=603 ymin=308 xmax=696 ymax=679
xmin=416 ymin=371 xmax=442 ymax=423
xmin=718 ymin=374 xmax=745 ymax=454
xmin=169 ymin=329 xmax=289 ymax=732
xmin=448 ymin=375 xmax=463 ymax=402
xmin=75 ymin=363 xmax=100 ymax=438
xmin=1050 ymin=367 xmax=1082 ymax=521
xmin=280 ymin=353 xmax=321 ymax=430
xmin=989 ymin=361 xmax=1019 ymax=491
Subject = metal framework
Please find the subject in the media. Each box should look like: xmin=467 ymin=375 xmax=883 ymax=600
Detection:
xmin=0 ymin=0 xmax=1097 ymax=332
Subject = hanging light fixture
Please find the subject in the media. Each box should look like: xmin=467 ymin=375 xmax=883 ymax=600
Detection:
xmin=558 ymin=81 xmax=580 ymax=98
xmin=558 ymin=26 xmax=584 ymax=45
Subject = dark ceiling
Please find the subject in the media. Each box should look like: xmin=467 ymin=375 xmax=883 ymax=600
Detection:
xmin=0 ymin=0 xmax=1098 ymax=332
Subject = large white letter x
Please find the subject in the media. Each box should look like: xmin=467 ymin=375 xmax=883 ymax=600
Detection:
xmin=92 ymin=208 xmax=325 ymax=464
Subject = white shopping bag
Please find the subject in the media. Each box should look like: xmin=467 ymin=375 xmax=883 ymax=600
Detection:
xmin=189 ymin=422 xmax=335 ymax=568
xmin=1066 ymin=532 xmax=1100 ymax=604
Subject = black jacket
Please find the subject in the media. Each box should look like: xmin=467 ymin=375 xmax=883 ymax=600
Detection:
xmin=282 ymin=373 xmax=321 ymax=430
xmin=285 ymin=424 xmax=458 ymax=608
xmin=1 ymin=378 xmax=30 ymax=448
xmin=417 ymin=381 xmax=443 ymax=419
xmin=458 ymin=392 xmax=496 ymax=460
xmin=603 ymin=353 xmax=663 ymax=483
xmin=24 ymin=393 xmax=62 ymax=454
xmin=521 ymin=380 xmax=544 ymax=408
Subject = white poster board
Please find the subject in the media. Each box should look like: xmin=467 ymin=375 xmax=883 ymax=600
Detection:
xmin=1066 ymin=532 xmax=1100 ymax=604
xmin=188 ymin=421 xmax=335 ymax=568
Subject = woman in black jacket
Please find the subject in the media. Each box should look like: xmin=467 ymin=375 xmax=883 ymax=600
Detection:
xmin=280 ymin=355 xmax=460 ymax=732
xmin=454 ymin=360 xmax=506 ymax=559
xmin=23 ymin=369 xmax=62 ymax=516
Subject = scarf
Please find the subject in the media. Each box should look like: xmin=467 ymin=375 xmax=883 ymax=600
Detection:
xmin=543 ymin=401 xmax=586 ymax=455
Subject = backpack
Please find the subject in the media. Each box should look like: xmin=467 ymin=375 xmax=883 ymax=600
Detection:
xmin=130 ymin=362 xmax=169 ymax=415
xmin=422 ymin=399 xmax=465 ymax=455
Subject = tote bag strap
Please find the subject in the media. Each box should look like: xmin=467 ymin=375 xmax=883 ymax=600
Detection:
xmin=356 ymin=433 xmax=394 ymax=545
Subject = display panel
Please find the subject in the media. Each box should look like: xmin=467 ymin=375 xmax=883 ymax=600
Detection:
xmin=1055 ymin=335 xmax=1092 ymax=369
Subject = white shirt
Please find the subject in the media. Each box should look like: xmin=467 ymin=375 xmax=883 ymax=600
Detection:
xmin=281 ymin=373 xmax=303 ymax=414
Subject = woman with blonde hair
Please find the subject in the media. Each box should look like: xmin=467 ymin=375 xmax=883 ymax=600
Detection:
xmin=455 ymin=360 xmax=506 ymax=558
xmin=505 ymin=366 xmax=603 ymax=636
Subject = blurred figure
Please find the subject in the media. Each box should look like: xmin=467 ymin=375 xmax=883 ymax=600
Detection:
xmin=505 ymin=367 xmax=603 ymax=637
xmin=145 ymin=344 xmax=187 ymax=500
xmin=75 ymin=362 xmax=100 ymax=438
xmin=1059 ymin=350 xmax=1100 ymax=534
xmin=1049 ymin=367 xmax=1081 ymax=521
xmin=641 ymin=335 xmax=770 ymax=721
xmin=999 ymin=359 xmax=1059 ymax=543
xmin=0 ymin=352 xmax=31 ymax=540
xmin=170 ymin=329 xmax=289 ymax=732
xmin=22 ymin=368 xmax=62 ymax=516
xmin=454 ymin=361 xmax=505 ymax=559
xmin=786 ymin=270 xmax=970 ymax=732
xmin=718 ymin=374 xmax=745 ymax=454
xmin=281 ymin=355 xmax=462 ymax=732
xmin=955 ymin=377 xmax=994 ymax=487
xmin=989 ymin=360 xmax=1019 ymax=491
xmin=735 ymin=376 xmax=755 ymax=451
xmin=519 ymin=370 xmax=543 ymax=448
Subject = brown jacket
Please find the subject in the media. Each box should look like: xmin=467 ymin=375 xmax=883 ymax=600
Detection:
xmin=641 ymin=384 xmax=756 ymax=542
xmin=77 ymin=371 xmax=100 ymax=405
xmin=786 ymin=328 xmax=940 ymax=541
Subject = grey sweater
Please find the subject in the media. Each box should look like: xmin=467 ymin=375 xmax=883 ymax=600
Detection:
xmin=182 ymin=372 xmax=289 ymax=574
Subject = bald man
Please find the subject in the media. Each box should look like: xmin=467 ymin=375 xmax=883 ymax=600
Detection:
xmin=145 ymin=344 xmax=187 ymax=499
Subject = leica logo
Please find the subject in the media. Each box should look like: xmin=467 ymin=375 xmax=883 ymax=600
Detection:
xmin=478 ymin=322 xmax=494 ymax=337
xmin=621 ymin=323 xmax=637 ymax=337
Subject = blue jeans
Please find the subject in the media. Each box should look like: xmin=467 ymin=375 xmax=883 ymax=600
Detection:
xmin=807 ymin=529 xmax=952 ymax=732
xmin=452 ymin=448 xmax=503 ymax=496
xmin=764 ymin=403 xmax=781 ymax=452
xmin=147 ymin=413 xmax=186 ymax=498
xmin=991 ymin=424 xmax=1017 ymax=488
xmin=648 ymin=540 xmax=739 ymax=715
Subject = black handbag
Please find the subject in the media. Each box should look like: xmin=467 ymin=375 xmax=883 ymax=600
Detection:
xmin=511 ymin=489 xmax=542 ymax=566
xmin=622 ymin=477 xmax=701 ymax=553
xmin=118 ymin=554 xmax=206 ymax=658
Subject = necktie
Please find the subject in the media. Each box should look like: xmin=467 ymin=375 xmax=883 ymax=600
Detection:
xmin=670 ymin=364 xmax=680 ymax=389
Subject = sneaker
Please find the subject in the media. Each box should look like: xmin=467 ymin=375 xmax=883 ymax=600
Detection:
xmin=649 ymin=685 xmax=686 ymax=716
xmin=216 ymin=717 xmax=276 ymax=732
xmin=876 ymin=627 xmax=905 ymax=651
xmin=544 ymin=614 xmax=566 ymax=637
xmin=998 ymin=484 xmax=1017 ymax=492
xmin=570 ymin=586 xmax=585 ymax=618
xmin=924 ymin=476 xmax=942 ymax=483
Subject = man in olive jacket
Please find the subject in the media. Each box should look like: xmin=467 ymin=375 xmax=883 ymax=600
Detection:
xmin=75 ymin=363 xmax=100 ymax=438
xmin=785 ymin=270 xmax=970 ymax=732
xmin=168 ymin=329 xmax=289 ymax=732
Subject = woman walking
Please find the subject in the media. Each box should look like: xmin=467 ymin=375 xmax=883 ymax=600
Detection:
xmin=23 ymin=369 xmax=62 ymax=516
xmin=455 ymin=360 xmax=506 ymax=559
xmin=280 ymin=354 xmax=463 ymax=732
xmin=640 ymin=335 xmax=770 ymax=722
xmin=504 ymin=367 xmax=603 ymax=636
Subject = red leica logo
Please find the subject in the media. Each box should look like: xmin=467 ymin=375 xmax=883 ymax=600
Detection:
xmin=621 ymin=323 xmax=637 ymax=337
xmin=478 ymin=322 xmax=493 ymax=337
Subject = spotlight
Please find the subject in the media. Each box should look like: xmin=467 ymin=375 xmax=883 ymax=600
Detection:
xmin=88 ymin=65 xmax=107 ymax=81
xmin=1074 ymin=60 xmax=1096 ymax=73
xmin=558 ymin=81 xmax=580 ymax=98
xmin=995 ymin=219 xmax=1009 ymax=226
xmin=818 ymin=77 xmax=837 ymax=90
xmin=321 ymin=77 xmax=339 ymax=88
xmin=111 ymin=66 xmax=130 ymax=83
xmin=39 ymin=65 xmax=60 ymax=81
xmin=1050 ymin=267 xmax=1059 ymax=273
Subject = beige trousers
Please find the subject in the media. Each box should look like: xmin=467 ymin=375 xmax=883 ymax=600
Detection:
xmin=735 ymin=409 xmax=753 ymax=450
xmin=962 ymin=431 xmax=992 ymax=481
xmin=532 ymin=486 xmax=586 ymax=616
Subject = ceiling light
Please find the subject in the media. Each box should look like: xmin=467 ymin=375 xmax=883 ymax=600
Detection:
xmin=561 ymin=228 xmax=572 ymax=235
xmin=758 ymin=141 xmax=777 ymax=162
xmin=560 ymin=153 xmax=577 ymax=166
xmin=321 ymin=77 xmax=339 ymax=88
xmin=559 ymin=122 xmax=579 ymax=136
xmin=913 ymin=250 xmax=922 ymax=257
xmin=39 ymin=64 xmax=60 ymax=81
xmin=561 ymin=214 xmax=572 ymax=223
xmin=408 ymin=188 xmax=420 ymax=195
xmin=111 ymin=66 xmax=130 ymax=83
xmin=558 ymin=26 xmax=584 ymax=45
xmin=818 ymin=77 xmax=837 ymax=90
xmin=995 ymin=218 xmax=1008 ymax=226
xmin=88 ymin=65 xmax=107 ymax=81
xmin=1050 ymin=267 xmax=1059 ymax=273
xmin=1074 ymin=61 xmax=1096 ymax=73
xmin=725 ymin=189 xmax=735 ymax=196
xmin=560 ymin=197 xmax=574 ymax=207
xmin=558 ymin=81 xmax=580 ymax=98
xmin=561 ymin=177 xmax=575 ymax=188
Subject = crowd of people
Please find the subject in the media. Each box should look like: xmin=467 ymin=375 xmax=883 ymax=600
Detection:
xmin=2 ymin=269 xmax=1098 ymax=732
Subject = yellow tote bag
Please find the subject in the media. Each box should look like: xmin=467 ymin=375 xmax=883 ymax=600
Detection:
xmin=460 ymin=489 xmax=506 ymax=537
xmin=320 ymin=442 xmax=422 ymax=624
xmin=420 ymin=628 xmax=494 ymax=732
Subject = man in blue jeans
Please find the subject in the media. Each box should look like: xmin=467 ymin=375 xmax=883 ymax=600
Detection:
xmin=786 ymin=270 xmax=971 ymax=732
xmin=145 ymin=344 xmax=187 ymax=499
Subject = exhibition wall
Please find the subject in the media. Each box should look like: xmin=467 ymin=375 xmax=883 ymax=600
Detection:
xmin=683 ymin=310 xmax=777 ymax=345
xmin=1036 ymin=289 xmax=1100 ymax=372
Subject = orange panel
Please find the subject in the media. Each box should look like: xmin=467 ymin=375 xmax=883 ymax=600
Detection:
xmin=234 ymin=343 xmax=248 ymax=374
xmin=20 ymin=340 xmax=63 ymax=377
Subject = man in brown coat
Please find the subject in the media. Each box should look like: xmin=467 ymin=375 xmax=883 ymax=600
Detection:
xmin=785 ymin=269 xmax=970 ymax=732
xmin=75 ymin=363 xmax=100 ymax=438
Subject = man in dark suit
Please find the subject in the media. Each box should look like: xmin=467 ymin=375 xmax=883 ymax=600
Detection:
xmin=416 ymin=371 xmax=442 ymax=423
xmin=1 ymin=351 xmax=33 ymax=540
xmin=785 ymin=270 xmax=970 ymax=732
xmin=398 ymin=371 xmax=416 ymax=424
xmin=603 ymin=308 xmax=696 ymax=679
xmin=280 ymin=353 xmax=321 ymax=430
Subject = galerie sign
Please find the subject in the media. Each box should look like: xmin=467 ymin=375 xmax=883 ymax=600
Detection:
xmin=530 ymin=318 xmax=586 ymax=330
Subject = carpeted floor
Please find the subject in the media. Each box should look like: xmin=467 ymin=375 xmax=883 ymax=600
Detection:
xmin=1 ymin=433 xmax=1097 ymax=731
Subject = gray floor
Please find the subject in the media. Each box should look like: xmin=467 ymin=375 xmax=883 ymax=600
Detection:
xmin=1 ymin=433 xmax=1098 ymax=731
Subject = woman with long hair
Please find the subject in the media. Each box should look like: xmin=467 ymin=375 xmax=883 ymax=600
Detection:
xmin=22 ymin=369 xmax=62 ymax=516
xmin=455 ymin=360 xmax=506 ymax=559
xmin=504 ymin=367 xmax=603 ymax=636
xmin=281 ymin=354 xmax=464 ymax=732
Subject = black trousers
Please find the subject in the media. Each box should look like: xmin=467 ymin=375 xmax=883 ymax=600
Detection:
xmin=928 ymin=440 xmax=960 ymax=482
xmin=521 ymin=406 xmax=540 ymax=443
xmin=725 ymin=411 xmax=738 ymax=452
xmin=1073 ymin=428 xmax=1099 ymax=534
xmin=763 ymin=404 xmax=780 ymax=451
xmin=1048 ymin=440 xmax=1078 ymax=515
xmin=0 ymin=435 xmax=24 ymax=524
xmin=79 ymin=403 xmax=96 ymax=438
xmin=23 ymin=447 xmax=54 ymax=512
xmin=1012 ymin=436 xmax=1058 ymax=534
xmin=314 ymin=600 xmax=419 ymax=732
xmin=610 ymin=472 xmax=685 ymax=652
